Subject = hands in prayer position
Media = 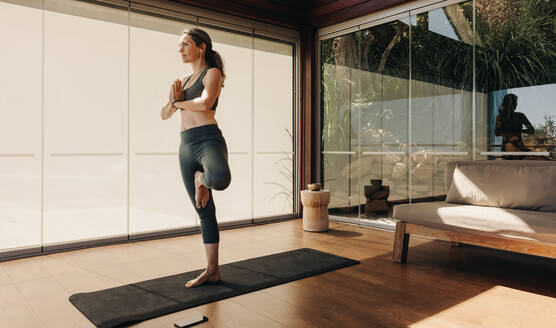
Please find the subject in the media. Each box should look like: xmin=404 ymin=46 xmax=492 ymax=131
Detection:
xmin=170 ymin=79 xmax=183 ymax=107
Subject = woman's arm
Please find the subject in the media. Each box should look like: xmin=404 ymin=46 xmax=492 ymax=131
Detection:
xmin=161 ymin=100 xmax=178 ymax=120
xmin=173 ymin=68 xmax=222 ymax=112
xmin=520 ymin=113 xmax=535 ymax=134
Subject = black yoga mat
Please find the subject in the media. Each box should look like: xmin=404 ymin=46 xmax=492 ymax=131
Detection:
xmin=69 ymin=248 xmax=359 ymax=328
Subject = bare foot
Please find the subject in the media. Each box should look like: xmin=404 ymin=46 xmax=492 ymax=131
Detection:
xmin=185 ymin=268 xmax=221 ymax=288
xmin=194 ymin=171 xmax=209 ymax=208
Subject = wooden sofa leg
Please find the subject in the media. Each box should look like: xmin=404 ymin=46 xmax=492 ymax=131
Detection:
xmin=393 ymin=221 xmax=409 ymax=263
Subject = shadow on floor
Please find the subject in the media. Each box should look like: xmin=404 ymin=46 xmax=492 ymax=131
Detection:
xmin=326 ymin=229 xmax=363 ymax=238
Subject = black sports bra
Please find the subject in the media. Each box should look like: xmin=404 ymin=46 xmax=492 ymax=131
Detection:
xmin=182 ymin=67 xmax=218 ymax=111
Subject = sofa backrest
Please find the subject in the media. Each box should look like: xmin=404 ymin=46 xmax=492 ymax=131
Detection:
xmin=445 ymin=160 xmax=556 ymax=212
xmin=445 ymin=160 xmax=556 ymax=192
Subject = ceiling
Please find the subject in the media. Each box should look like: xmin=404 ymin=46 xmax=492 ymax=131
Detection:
xmin=172 ymin=0 xmax=416 ymax=30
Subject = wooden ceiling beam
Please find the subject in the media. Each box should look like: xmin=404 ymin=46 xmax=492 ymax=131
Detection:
xmin=171 ymin=0 xmax=305 ymax=29
xmin=308 ymin=0 xmax=417 ymax=28
xmin=309 ymin=0 xmax=367 ymax=17
xmin=170 ymin=0 xmax=417 ymax=30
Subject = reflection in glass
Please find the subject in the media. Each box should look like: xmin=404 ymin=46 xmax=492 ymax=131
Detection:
xmin=321 ymin=34 xmax=359 ymax=220
xmin=476 ymin=0 xmax=556 ymax=160
xmin=359 ymin=20 xmax=409 ymax=225
xmin=319 ymin=0 xmax=556 ymax=228
xmin=320 ymin=1 xmax=479 ymax=227
xmin=495 ymin=93 xmax=538 ymax=159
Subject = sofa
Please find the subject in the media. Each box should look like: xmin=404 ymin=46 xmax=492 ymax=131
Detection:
xmin=392 ymin=160 xmax=556 ymax=263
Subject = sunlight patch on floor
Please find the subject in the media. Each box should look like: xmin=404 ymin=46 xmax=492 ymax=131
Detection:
xmin=410 ymin=285 xmax=556 ymax=328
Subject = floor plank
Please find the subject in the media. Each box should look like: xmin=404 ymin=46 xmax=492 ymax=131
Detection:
xmin=0 ymin=285 xmax=46 ymax=328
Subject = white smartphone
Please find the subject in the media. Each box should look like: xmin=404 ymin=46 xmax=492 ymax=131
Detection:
xmin=173 ymin=314 xmax=207 ymax=328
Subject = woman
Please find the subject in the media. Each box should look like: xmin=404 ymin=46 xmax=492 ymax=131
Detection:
xmin=494 ymin=93 xmax=535 ymax=158
xmin=160 ymin=28 xmax=231 ymax=288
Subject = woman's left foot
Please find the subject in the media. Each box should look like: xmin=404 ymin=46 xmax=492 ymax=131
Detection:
xmin=185 ymin=268 xmax=221 ymax=288
xmin=194 ymin=171 xmax=210 ymax=208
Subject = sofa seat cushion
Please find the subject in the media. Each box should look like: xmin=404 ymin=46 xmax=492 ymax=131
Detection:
xmin=393 ymin=202 xmax=556 ymax=244
xmin=446 ymin=165 xmax=556 ymax=212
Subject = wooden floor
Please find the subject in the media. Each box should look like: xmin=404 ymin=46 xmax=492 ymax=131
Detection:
xmin=1 ymin=219 xmax=555 ymax=328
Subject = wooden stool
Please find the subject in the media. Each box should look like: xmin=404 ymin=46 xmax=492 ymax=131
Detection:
xmin=300 ymin=190 xmax=330 ymax=232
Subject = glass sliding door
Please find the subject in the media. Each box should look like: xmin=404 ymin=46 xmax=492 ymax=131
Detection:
xmin=321 ymin=31 xmax=360 ymax=222
xmin=320 ymin=0 xmax=478 ymax=227
xmin=359 ymin=19 xmax=409 ymax=226
xmin=410 ymin=1 xmax=474 ymax=200
xmin=320 ymin=0 xmax=555 ymax=228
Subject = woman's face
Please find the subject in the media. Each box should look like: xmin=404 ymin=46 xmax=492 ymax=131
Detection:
xmin=178 ymin=34 xmax=204 ymax=63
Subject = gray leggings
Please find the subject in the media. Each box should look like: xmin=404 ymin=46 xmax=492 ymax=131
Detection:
xmin=179 ymin=124 xmax=231 ymax=244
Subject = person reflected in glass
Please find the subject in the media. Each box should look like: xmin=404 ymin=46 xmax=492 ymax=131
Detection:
xmin=160 ymin=28 xmax=231 ymax=288
xmin=494 ymin=93 xmax=535 ymax=158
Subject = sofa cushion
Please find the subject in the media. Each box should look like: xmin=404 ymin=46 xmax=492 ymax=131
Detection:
xmin=393 ymin=201 xmax=556 ymax=244
xmin=444 ymin=160 xmax=556 ymax=193
xmin=445 ymin=165 xmax=556 ymax=212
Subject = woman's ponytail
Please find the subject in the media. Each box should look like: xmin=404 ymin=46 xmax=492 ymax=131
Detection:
xmin=206 ymin=48 xmax=226 ymax=87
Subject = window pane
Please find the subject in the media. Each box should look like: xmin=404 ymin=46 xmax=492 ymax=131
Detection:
xmin=359 ymin=20 xmax=409 ymax=226
xmin=0 ymin=0 xmax=42 ymax=250
xmin=129 ymin=12 xmax=197 ymax=234
xmin=43 ymin=0 xmax=129 ymax=243
xmin=253 ymin=37 xmax=294 ymax=218
xmin=476 ymin=0 xmax=556 ymax=160
xmin=411 ymin=2 xmax=473 ymax=200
